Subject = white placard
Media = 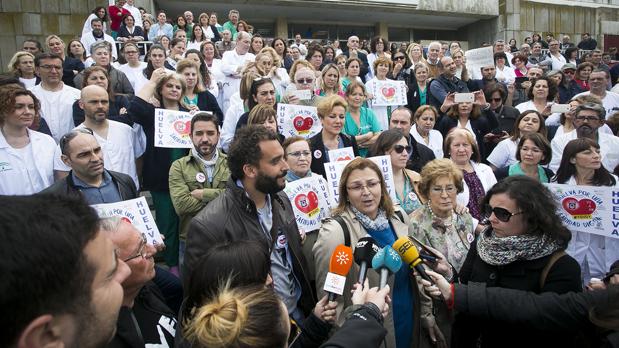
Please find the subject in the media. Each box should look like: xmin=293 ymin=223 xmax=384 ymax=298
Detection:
xmin=323 ymin=272 xmax=347 ymax=295
xmin=370 ymin=80 xmax=407 ymax=106
xmin=465 ymin=46 xmax=495 ymax=80
xmin=283 ymin=176 xmax=333 ymax=232
xmin=91 ymin=197 xmax=164 ymax=246
xmin=323 ymin=155 xmax=397 ymax=206
xmin=328 ymin=147 xmax=355 ymax=162
xmin=154 ymin=108 xmax=193 ymax=148
xmin=289 ymin=89 xmax=312 ymax=101
xmin=277 ymin=103 xmax=322 ymax=138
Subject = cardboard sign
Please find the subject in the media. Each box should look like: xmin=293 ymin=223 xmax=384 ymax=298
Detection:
xmin=91 ymin=197 xmax=164 ymax=246
xmin=154 ymin=108 xmax=193 ymax=148
xmin=277 ymin=103 xmax=322 ymax=138
xmin=546 ymin=183 xmax=619 ymax=240
xmin=465 ymin=46 xmax=494 ymax=80
xmin=323 ymin=155 xmax=397 ymax=206
xmin=328 ymin=147 xmax=355 ymax=162
xmin=284 ymin=176 xmax=333 ymax=231
xmin=370 ymin=80 xmax=407 ymax=106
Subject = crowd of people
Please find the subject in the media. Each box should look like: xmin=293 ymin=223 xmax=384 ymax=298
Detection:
xmin=2 ymin=2 xmax=619 ymax=348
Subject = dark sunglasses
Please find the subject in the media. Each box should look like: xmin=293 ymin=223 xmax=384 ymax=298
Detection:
xmin=483 ymin=204 xmax=523 ymax=222
xmin=393 ymin=144 xmax=411 ymax=154
xmin=394 ymin=56 xmax=405 ymax=60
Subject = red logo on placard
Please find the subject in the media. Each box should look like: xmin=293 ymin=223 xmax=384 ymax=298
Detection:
xmin=173 ymin=120 xmax=191 ymax=135
xmin=293 ymin=116 xmax=313 ymax=133
xmin=382 ymin=86 xmax=396 ymax=99
xmin=562 ymin=197 xmax=596 ymax=219
xmin=294 ymin=191 xmax=319 ymax=216
xmin=120 ymin=216 xmax=132 ymax=224
xmin=336 ymin=156 xmax=352 ymax=161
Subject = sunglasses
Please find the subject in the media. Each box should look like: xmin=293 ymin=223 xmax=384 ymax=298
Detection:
xmin=296 ymin=78 xmax=314 ymax=85
xmin=393 ymin=144 xmax=411 ymax=154
xmin=483 ymin=205 xmax=523 ymax=222
xmin=394 ymin=56 xmax=405 ymax=60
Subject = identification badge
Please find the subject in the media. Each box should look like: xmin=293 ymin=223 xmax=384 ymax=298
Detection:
xmin=195 ymin=172 xmax=206 ymax=183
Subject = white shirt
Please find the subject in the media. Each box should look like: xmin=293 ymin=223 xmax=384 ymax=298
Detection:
xmin=574 ymin=90 xmax=619 ymax=120
xmin=290 ymin=42 xmax=307 ymax=56
xmin=365 ymin=78 xmax=402 ymax=131
xmin=122 ymin=3 xmax=142 ymax=28
xmin=54 ymin=121 xmax=141 ymax=189
xmin=456 ymin=161 xmax=497 ymax=208
xmin=495 ymin=65 xmax=516 ymax=85
xmin=611 ymin=84 xmax=619 ymax=94
xmin=81 ymin=13 xmax=108 ymax=37
xmin=220 ymin=50 xmax=255 ymax=111
xmin=219 ymin=92 xmax=245 ymax=152
xmin=117 ymin=62 xmax=148 ymax=92
xmin=0 ymin=129 xmax=56 ymax=195
xmin=487 ymin=138 xmax=518 ymax=169
xmin=515 ymin=100 xmax=561 ymax=126
xmin=81 ymin=32 xmax=118 ymax=60
xmin=549 ymin=52 xmax=567 ymax=71
xmin=563 ymin=175 xmax=619 ymax=282
xmin=30 ymin=84 xmax=81 ymax=142
xmin=19 ymin=77 xmax=37 ymax=89
xmin=549 ymin=130 xmax=619 ymax=172
xmin=411 ymin=126 xmax=443 ymax=159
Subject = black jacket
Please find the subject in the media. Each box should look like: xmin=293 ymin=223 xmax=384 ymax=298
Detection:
xmin=319 ymin=305 xmax=388 ymax=348
xmin=493 ymin=105 xmax=520 ymax=134
xmin=63 ymin=56 xmax=85 ymax=88
xmin=436 ymin=109 xmax=499 ymax=162
xmin=41 ymin=170 xmax=137 ymax=200
xmin=183 ymin=179 xmax=317 ymax=315
xmin=405 ymin=134 xmax=436 ymax=172
xmin=406 ymin=81 xmax=433 ymax=115
xmin=454 ymin=282 xmax=619 ymax=348
xmin=428 ymin=74 xmax=469 ymax=110
xmin=74 ymin=65 xmax=134 ymax=95
xmin=309 ymin=131 xmax=360 ymax=179
xmin=118 ymin=25 xmax=145 ymax=40
xmin=195 ymin=91 xmax=224 ymax=125
xmin=558 ymin=80 xmax=585 ymax=104
xmin=454 ymin=238 xmax=582 ymax=348
xmin=108 ymin=282 xmax=177 ymax=348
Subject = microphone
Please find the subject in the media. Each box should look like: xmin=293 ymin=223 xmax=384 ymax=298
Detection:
xmin=354 ymin=237 xmax=380 ymax=285
xmin=371 ymin=246 xmax=403 ymax=289
xmin=323 ymin=244 xmax=354 ymax=301
xmin=392 ymin=236 xmax=433 ymax=282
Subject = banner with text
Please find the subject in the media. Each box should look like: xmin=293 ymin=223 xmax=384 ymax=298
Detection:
xmin=154 ymin=108 xmax=193 ymax=148
xmin=277 ymin=103 xmax=322 ymax=138
xmin=284 ymin=176 xmax=333 ymax=231
xmin=323 ymin=155 xmax=397 ymax=206
xmin=465 ymin=46 xmax=494 ymax=80
xmin=92 ymin=196 xmax=164 ymax=246
xmin=546 ymin=183 xmax=619 ymax=240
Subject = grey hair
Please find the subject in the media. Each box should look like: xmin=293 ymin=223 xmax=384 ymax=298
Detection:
xmin=99 ymin=216 xmax=123 ymax=233
xmin=575 ymin=102 xmax=606 ymax=120
xmin=90 ymin=41 xmax=111 ymax=55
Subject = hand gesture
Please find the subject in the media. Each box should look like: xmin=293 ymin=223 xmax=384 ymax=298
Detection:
xmin=150 ymin=67 xmax=167 ymax=83
xmin=441 ymin=93 xmax=457 ymax=110
xmin=313 ymin=295 xmax=338 ymax=324
xmin=473 ymin=90 xmax=487 ymax=106
xmin=420 ymin=270 xmax=452 ymax=301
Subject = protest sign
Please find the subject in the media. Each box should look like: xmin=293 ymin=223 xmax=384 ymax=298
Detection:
xmin=328 ymin=147 xmax=355 ymax=162
xmin=546 ymin=183 xmax=619 ymax=240
xmin=154 ymin=108 xmax=193 ymax=148
xmin=465 ymin=46 xmax=494 ymax=80
xmin=284 ymin=176 xmax=333 ymax=231
xmin=370 ymin=80 xmax=407 ymax=106
xmin=324 ymin=155 xmax=397 ymax=206
xmin=91 ymin=197 xmax=164 ymax=245
xmin=277 ymin=103 xmax=322 ymax=138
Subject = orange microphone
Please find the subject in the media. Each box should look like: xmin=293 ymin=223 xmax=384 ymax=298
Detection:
xmin=323 ymin=244 xmax=354 ymax=301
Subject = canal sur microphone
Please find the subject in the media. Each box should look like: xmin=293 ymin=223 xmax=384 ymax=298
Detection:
xmin=323 ymin=244 xmax=354 ymax=301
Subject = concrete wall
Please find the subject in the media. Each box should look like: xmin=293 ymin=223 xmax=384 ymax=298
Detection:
xmin=418 ymin=0 xmax=498 ymax=16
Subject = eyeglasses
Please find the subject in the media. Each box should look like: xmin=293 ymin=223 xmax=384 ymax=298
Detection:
xmin=430 ymin=186 xmax=457 ymax=195
xmin=287 ymin=151 xmax=311 ymax=158
xmin=296 ymin=78 xmax=314 ymax=85
xmin=347 ymin=180 xmax=381 ymax=193
xmin=123 ymin=233 xmax=148 ymax=262
xmin=39 ymin=64 xmax=62 ymax=71
xmin=563 ymin=70 xmax=575 ymax=75
xmin=392 ymin=144 xmax=411 ymax=154
xmin=394 ymin=56 xmax=405 ymax=60
xmin=483 ymin=205 xmax=523 ymax=222
xmin=575 ymin=116 xmax=600 ymax=122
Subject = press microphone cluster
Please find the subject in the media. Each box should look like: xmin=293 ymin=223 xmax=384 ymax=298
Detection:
xmin=392 ymin=236 xmax=432 ymax=282
xmin=323 ymin=244 xmax=354 ymax=301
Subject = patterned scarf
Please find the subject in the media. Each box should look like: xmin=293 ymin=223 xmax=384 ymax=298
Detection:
xmin=351 ymin=206 xmax=389 ymax=231
xmin=477 ymin=229 xmax=562 ymax=266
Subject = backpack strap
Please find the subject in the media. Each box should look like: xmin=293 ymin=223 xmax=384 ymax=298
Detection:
xmin=333 ymin=215 xmax=351 ymax=247
xmin=540 ymin=250 xmax=567 ymax=289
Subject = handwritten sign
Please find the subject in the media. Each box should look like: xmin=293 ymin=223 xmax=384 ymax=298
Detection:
xmin=465 ymin=46 xmax=494 ymax=80
xmin=328 ymin=147 xmax=355 ymax=162
xmin=277 ymin=103 xmax=322 ymax=138
xmin=91 ymin=197 xmax=164 ymax=246
xmin=370 ymin=80 xmax=407 ymax=106
xmin=154 ymin=108 xmax=193 ymax=148
xmin=546 ymin=183 xmax=619 ymax=240
xmin=284 ymin=176 xmax=333 ymax=231
xmin=323 ymin=155 xmax=397 ymax=206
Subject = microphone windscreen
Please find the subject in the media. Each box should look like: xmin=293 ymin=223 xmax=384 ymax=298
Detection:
xmin=354 ymin=237 xmax=379 ymax=266
xmin=383 ymin=246 xmax=403 ymax=273
xmin=392 ymin=236 xmax=421 ymax=266
xmin=329 ymin=244 xmax=354 ymax=276
xmin=371 ymin=247 xmax=386 ymax=269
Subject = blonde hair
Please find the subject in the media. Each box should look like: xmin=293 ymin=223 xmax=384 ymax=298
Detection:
xmin=184 ymin=283 xmax=288 ymax=348
xmin=443 ymin=128 xmax=481 ymax=163
xmin=7 ymin=51 xmax=35 ymax=76
xmin=373 ymin=56 xmax=393 ymax=73
xmin=418 ymin=158 xmax=464 ymax=201
xmin=176 ymin=59 xmax=205 ymax=93
xmin=45 ymin=35 xmax=64 ymax=50
xmin=289 ymin=60 xmax=314 ymax=81
xmin=406 ymin=43 xmax=427 ymax=64
xmin=450 ymin=48 xmax=469 ymax=81
xmin=258 ymin=46 xmax=281 ymax=69
xmin=247 ymin=104 xmax=276 ymax=126
xmin=317 ymin=94 xmax=348 ymax=119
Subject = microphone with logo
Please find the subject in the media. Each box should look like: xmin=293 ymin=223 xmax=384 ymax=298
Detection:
xmin=354 ymin=237 xmax=380 ymax=285
xmin=371 ymin=245 xmax=403 ymax=289
xmin=323 ymin=244 xmax=354 ymax=301
xmin=392 ymin=236 xmax=434 ymax=282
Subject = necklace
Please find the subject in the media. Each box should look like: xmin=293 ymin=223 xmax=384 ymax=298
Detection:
xmin=427 ymin=202 xmax=454 ymax=227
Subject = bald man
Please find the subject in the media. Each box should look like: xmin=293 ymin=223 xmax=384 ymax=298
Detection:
xmin=53 ymin=85 xmax=141 ymax=189
xmin=344 ymin=35 xmax=370 ymax=82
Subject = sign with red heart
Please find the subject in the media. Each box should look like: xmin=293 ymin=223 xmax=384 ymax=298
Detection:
xmin=562 ymin=197 xmax=596 ymax=218
xmin=284 ymin=176 xmax=334 ymax=231
xmin=154 ymin=108 xmax=195 ymax=148
xmin=277 ymin=103 xmax=322 ymax=138
xmin=294 ymin=191 xmax=319 ymax=216
xmin=371 ymin=80 xmax=407 ymax=106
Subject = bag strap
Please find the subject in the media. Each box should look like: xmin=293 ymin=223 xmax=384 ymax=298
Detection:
xmin=540 ymin=250 xmax=567 ymax=289
xmin=334 ymin=215 xmax=351 ymax=247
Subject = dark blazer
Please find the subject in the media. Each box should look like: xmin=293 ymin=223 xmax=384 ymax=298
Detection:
xmin=558 ymin=80 xmax=584 ymax=104
xmin=406 ymin=81 xmax=433 ymax=115
xmin=72 ymin=94 xmax=133 ymax=127
xmin=493 ymin=105 xmax=520 ymax=134
xmin=195 ymin=90 xmax=224 ymax=125
xmin=436 ymin=109 xmax=499 ymax=162
xmin=42 ymin=170 xmax=137 ymax=200
xmin=117 ymin=25 xmax=145 ymax=40
xmin=454 ymin=238 xmax=582 ymax=348
xmin=309 ymin=131 xmax=360 ymax=179
xmin=405 ymin=134 xmax=436 ymax=173
xmin=63 ymin=56 xmax=85 ymax=88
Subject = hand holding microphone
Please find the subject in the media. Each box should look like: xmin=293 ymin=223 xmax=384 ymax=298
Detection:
xmin=354 ymin=237 xmax=380 ymax=286
xmin=371 ymin=246 xmax=403 ymax=289
xmin=323 ymin=244 xmax=354 ymax=301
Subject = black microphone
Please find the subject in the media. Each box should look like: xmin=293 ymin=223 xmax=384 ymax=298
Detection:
xmin=354 ymin=237 xmax=380 ymax=285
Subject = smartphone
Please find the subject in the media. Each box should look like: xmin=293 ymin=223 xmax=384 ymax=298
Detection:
xmin=491 ymin=128 xmax=504 ymax=135
xmin=454 ymin=93 xmax=474 ymax=103
xmin=515 ymin=76 xmax=528 ymax=88
xmin=551 ymin=104 xmax=571 ymax=114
